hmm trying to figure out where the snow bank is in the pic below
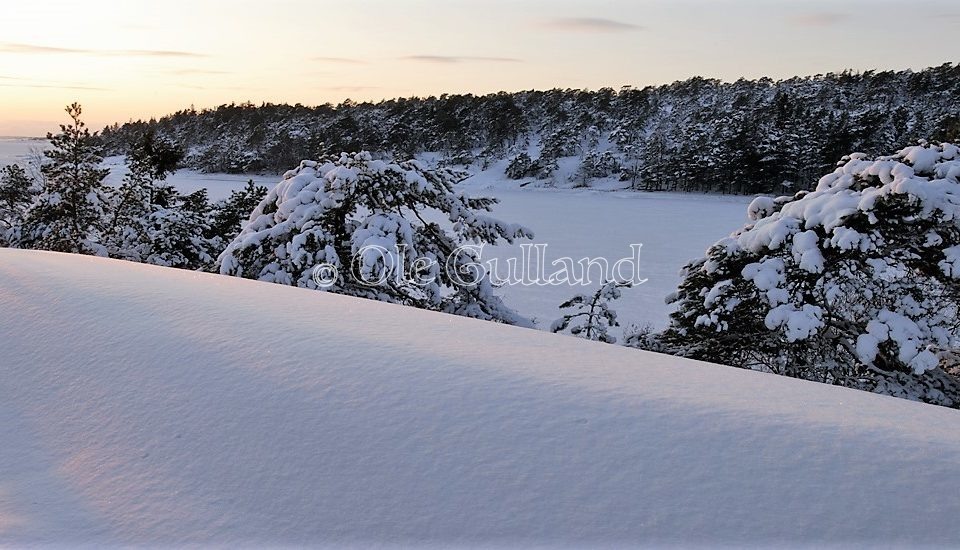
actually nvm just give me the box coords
[1,249,959,546]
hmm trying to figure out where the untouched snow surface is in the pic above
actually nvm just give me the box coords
[469,187,749,330]
[2,249,960,547]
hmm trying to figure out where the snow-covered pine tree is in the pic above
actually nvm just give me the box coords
[551,280,631,344]
[141,188,219,270]
[662,142,960,407]
[209,179,268,243]
[572,150,620,187]
[21,103,111,255]
[106,131,214,269]
[622,323,666,352]
[0,164,34,246]
[219,152,534,325]
[505,153,536,180]
[108,131,178,261]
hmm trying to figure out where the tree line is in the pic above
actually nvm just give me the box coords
[100,63,960,194]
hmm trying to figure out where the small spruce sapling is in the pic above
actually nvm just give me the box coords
[551,280,632,344]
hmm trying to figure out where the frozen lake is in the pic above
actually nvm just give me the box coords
[0,136,48,167]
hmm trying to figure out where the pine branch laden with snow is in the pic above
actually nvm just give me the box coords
[551,280,632,344]
[218,152,534,325]
[664,142,960,407]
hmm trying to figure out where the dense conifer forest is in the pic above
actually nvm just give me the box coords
[101,63,960,194]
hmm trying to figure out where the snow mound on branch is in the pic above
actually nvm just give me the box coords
[691,143,960,382]
[2,249,960,546]
[731,143,960,257]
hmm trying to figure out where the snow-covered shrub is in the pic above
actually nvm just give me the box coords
[505,153,536,180]
[219,152,534,325]
[146,190,219,269]
[505,152,554,180]
[551,280,631,344]
[663,143,960,407]
[622,323,666,352]
[572,150,620,186]
[440,150,475,167]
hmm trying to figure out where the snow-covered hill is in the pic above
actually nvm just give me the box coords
[2,249,959,547]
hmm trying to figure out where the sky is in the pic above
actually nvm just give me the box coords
[0,0,957,136]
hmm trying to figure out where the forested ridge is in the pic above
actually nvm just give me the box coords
[101,63,960,194]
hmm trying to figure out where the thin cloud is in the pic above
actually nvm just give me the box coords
[788,13,850,27]
[0,74,107,90]
[313,56,366,64]
[116,49,204,58]
[0,42,205,58]
[319,85,384,92]
[176,84,263,91]
[402,55,521,64]
[0,43,79,54]
[541,17,641,32]
[168,68,229,76]
[0,83,107,91]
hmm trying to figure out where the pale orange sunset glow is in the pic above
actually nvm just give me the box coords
[2,0,958,135]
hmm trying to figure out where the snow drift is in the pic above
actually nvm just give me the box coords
[1,249,959,547]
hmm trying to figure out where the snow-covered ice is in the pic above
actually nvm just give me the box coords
[1,249,959,546]
[0,136,47,167]
[473,187,750,330]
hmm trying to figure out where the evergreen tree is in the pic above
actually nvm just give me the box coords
[0,164,34,245]
[22,103,111,255]
[210,179,268,242]
[141,188,219,270]
[108,131,178,260]
[551,280,631,344]
[661,143,960,407]
[621,323,665,352]
[219,152,534,325]
[107,130,214,269]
